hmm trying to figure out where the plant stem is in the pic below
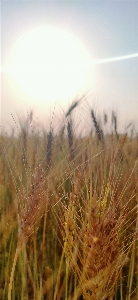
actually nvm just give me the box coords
[8,243,22,300]
[65,258,69,300]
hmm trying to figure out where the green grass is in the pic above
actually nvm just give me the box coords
[0,100,138,299]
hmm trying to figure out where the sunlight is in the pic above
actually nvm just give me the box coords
[1,25,138,108]
[5,26,91,103]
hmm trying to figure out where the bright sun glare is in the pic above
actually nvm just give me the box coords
[6,26,91,103]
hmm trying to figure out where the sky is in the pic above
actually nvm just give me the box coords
[1,1,138,133]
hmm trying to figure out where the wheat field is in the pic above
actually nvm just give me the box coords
[0,99,138,299]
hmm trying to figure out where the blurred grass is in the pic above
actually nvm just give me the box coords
[0,100,138,299]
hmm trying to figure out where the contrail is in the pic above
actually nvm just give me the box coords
[1,53,138,72]
[92,52,138,65]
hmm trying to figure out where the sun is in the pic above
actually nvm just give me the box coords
[7,26,91,104]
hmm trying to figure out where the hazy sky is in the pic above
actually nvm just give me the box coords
[1,1,138,132]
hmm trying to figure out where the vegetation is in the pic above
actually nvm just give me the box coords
[0,98,138,299]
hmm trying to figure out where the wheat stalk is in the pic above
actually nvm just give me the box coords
[8,167,46,300]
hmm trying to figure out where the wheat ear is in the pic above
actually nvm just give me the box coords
[8,167,44,300]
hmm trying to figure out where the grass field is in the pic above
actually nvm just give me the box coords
[0,99,138,299]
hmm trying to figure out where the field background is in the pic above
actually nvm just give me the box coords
[0,100,138,300]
